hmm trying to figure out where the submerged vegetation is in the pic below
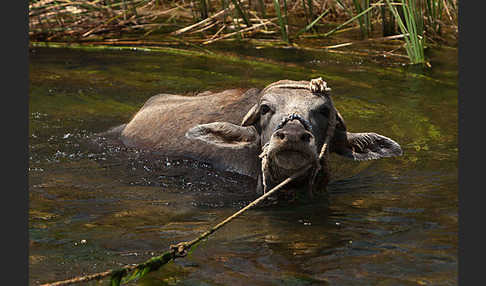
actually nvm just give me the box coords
[29,0,458,65]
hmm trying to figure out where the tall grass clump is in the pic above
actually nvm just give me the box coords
[29,0,154,41]
[424,0,443,35]
[380,0,396,36]
[352,0,372,38]
[423,0,458,43]
[385,0,425,65]
[301,0,314,30]
[319,0,382,39]
[334,0,372,38]
[29,0,457,65]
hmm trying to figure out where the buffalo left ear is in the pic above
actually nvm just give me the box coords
[332,132,403,161]
[186,122,260,149]
[241,103,260,126]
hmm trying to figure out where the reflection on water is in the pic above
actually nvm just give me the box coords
[29,45,457,285]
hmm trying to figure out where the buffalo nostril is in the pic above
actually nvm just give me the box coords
[301,133,312,143]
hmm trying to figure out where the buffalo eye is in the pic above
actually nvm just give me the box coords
[260,104,271,115]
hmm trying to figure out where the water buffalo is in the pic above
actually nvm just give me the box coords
[104,78,402,200]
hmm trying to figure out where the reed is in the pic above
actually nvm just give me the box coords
[307,0,313,20]
[230,0,252,27]
[351,0,372,38]
[312,0,381,39]
[272,0,288,43]
[29,0,154,40]
[301,0,309,26]
[282,0,289,36]
[385,0,425,65]
[294,9,329,38]
[425,0,442,34]
[200,0,209,19]
[257,0,266,17]
[380,1,396,36]
[29,0,458,64]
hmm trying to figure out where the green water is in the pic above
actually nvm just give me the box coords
[29,44,457,285]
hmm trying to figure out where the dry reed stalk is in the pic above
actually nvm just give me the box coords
[322,33,408,49]
[172,0,247,35]
[203,17,277,44]
[209,24,228,39]
[80,39,178,45]
[442,0,453,22]
[249,10,269,30]
[141,5,189,18]
[189,19,219,34]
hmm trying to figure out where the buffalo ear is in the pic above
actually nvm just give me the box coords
[241,88,262,126]
[241,103,260,126]
[186,122,259,149]
[332,131,403,160]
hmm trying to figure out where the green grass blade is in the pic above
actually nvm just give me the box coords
[307,0,313,19]
[335,0,354,17]
[258,0,266,17]
[385,0,412,59]
[302,0,309,25]
[321,0,382,38]
[200,0,208,19]
[230,0,252,27]
[385,0,425,64]
[295,9,329,37]
[283,0,289,33]
[273,0,289,42]
[352,0,367,37]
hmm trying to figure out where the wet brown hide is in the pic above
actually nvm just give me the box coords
[120,89,261,178]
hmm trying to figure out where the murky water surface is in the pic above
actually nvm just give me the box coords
[29,44,457,285]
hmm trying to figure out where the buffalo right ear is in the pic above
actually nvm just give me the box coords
[330,109,402,160]
[186,122,260,149]
[332,131,403,160]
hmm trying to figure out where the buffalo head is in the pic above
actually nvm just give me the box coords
[186,78,402,199]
